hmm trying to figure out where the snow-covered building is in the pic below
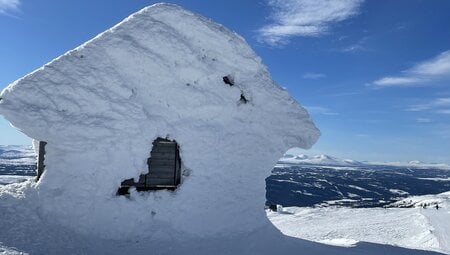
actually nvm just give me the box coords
[0,3,319,239]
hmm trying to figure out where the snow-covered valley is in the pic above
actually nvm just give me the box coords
[268,163,450,208]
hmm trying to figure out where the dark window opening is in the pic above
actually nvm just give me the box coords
[240,93,248,104]
[36,141,47,181]
[223,75,234,86]
[117,138,181,195]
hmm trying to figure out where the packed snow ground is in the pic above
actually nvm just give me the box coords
[268,191,450,254]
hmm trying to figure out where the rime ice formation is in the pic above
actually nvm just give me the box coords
[0,3,319,239]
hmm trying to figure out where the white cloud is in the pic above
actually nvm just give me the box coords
[258,0,364,46]
[373,50,450,87]
[0,0,19,15]
[302,72,326,79]
[373,77,422,87]
[408,97,450,115]
[410,51,450,76]
[305,106,339,115]
[341,43,366,53]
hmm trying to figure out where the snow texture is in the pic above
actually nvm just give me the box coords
[268,191,450,254]
[0,3,319,239]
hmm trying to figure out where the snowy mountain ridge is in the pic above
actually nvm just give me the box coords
[0,145,36,167]
[279,154,364,166]
[373,160,450,170]
[279,153,450,169]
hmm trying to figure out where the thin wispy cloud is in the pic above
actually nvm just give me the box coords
[408,97,450,115]
[339,36,370,53]
[0,0,20,15]
[341,43,366,53]
[258,0,364,46]
[305,106,339,115]
[416,118,433,123]
[373,50,450,87]
[302,72,326,79]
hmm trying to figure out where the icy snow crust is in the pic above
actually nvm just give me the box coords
[0,4,319,239]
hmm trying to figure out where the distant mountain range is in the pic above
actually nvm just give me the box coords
[278,154,450,169]
[1,145,449,170]
[0,145,37,176]
[0,145,35,164]
[279,154,363,166]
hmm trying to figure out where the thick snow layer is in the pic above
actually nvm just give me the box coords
[268,191,450,254]
[0,3,319,239]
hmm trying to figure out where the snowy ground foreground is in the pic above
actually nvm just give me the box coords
[268,191,450,254]
[0,181,446,255]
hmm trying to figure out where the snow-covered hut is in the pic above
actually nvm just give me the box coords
[0,3,319,239]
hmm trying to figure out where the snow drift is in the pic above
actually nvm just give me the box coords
[0,3,319,239]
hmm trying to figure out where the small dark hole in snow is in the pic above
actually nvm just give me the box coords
[223,75,234,86]
[240,93,248,104]
[117,186,130,196]
[268,204,278,212]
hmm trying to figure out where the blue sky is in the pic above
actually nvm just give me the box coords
[0,0,449,163]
